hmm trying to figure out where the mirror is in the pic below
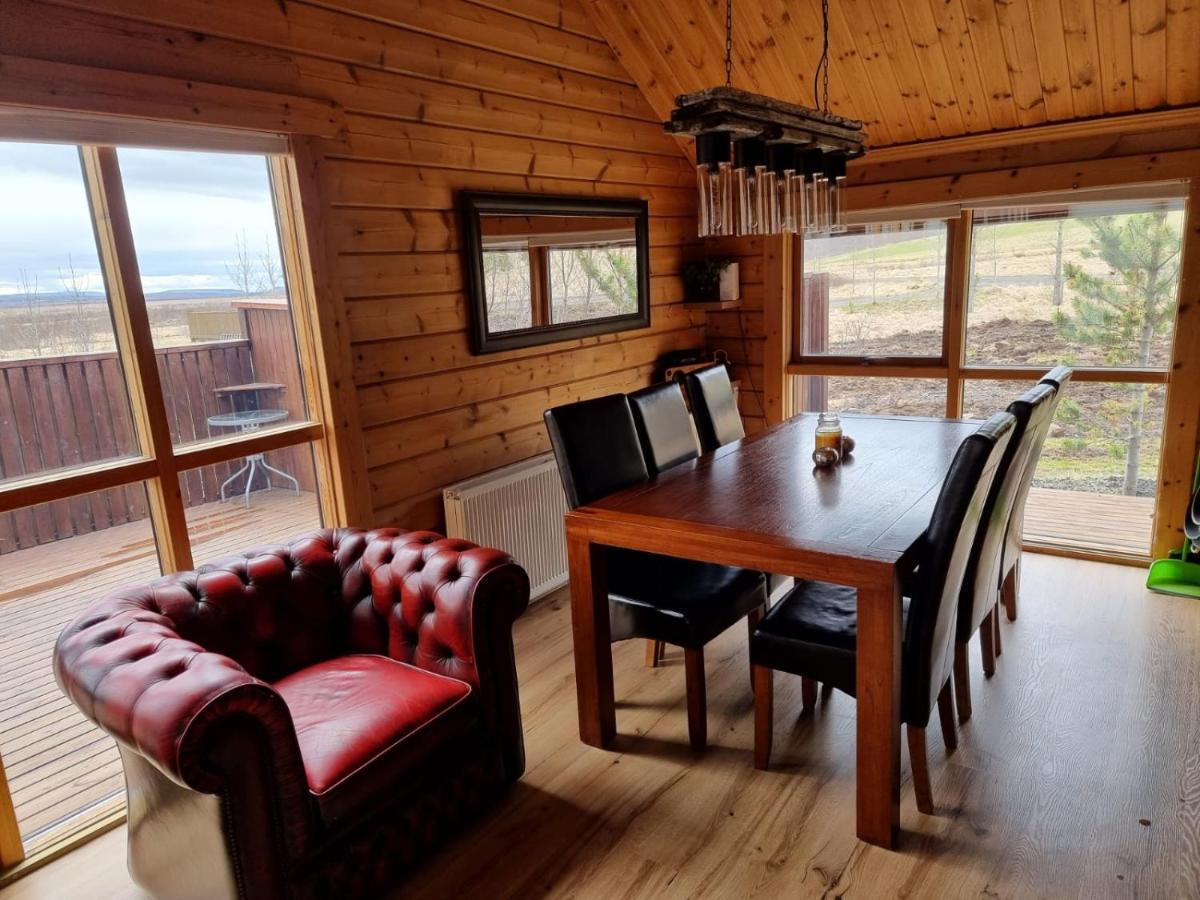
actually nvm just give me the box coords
[461,193,650,353]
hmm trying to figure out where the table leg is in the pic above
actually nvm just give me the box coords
[855,569,902,849]
[566,532,614,747]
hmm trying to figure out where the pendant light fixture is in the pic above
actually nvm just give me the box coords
[666,0,866,238]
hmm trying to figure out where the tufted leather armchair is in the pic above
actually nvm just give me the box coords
[54,528,529,900]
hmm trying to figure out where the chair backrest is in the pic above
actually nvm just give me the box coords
[1004,366,1073,569]
[957,383,1057,642]
[685,363,745,452]
[628,382,701,475]
[544,393,649,509]
[904,412,1015,726]
[1039,365,1073,392]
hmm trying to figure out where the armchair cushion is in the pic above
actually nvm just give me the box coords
[276,655,475,822]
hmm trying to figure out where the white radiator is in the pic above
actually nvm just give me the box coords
[443,453,569,601]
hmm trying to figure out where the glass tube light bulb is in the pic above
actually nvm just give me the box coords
[830,174,847,233]
[757,166,777,235]
[806,175,825,232]
[814,174,830,233]
[778,169,796,232]
[696,164,714,237]
[736,167,758,236]
[716,161,734,236]
[792,173,808,234]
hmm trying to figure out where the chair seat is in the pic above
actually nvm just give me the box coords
[274,655,476,822]
[751,580,910,698]
[606,548,766,647]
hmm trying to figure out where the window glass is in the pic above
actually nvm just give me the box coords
[0,141,140,485]
[965,200,1185,368]
[800,220,948,358]
[548,243,637,324]
[961,378,1162,556]
[481,248,533,333]
[795,376,946,417]
[181,443,322,566]
[118,148,310,448]
[0,485,159,855]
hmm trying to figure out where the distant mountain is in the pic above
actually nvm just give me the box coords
[0,288,265,307]
[146,289,245,301]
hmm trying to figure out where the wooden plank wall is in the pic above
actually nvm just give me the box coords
[0,0,703,530]
[702,236,769,434]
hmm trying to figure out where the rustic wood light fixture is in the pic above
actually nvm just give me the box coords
[664,0,867,237]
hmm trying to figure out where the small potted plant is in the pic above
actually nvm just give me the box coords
[683,258,739,303]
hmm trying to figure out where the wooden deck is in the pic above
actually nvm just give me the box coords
[1025,486,1154,557]
[0,490,321,858]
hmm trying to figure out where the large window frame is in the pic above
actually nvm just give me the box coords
[792,218,953,370]
[787,183,1199,567]
[0,141,344,874]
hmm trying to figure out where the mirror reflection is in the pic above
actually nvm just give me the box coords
[480,215,639,334]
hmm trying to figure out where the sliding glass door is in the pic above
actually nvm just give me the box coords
[0,140,331,868]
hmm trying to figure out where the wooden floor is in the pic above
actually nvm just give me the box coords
[0,489,321,858]
[5,553,1199,898]
[1025,486,1153,557]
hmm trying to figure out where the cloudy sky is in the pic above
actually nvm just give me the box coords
[0,141,283,297]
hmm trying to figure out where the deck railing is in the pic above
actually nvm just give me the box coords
[0,340,255,553]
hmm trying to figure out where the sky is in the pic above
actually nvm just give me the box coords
[0,141,284,297]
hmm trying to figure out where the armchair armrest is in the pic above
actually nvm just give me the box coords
[54,591,313,855]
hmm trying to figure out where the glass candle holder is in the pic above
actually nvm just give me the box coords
[815,411,843,455]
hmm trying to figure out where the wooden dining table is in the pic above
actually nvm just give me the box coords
[563,412,980,849]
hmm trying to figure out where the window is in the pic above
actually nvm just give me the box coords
[0,140,334,864]
[548,241,638,324]
[789,192,1188,562]
[966,201,1185,368]
[797,220,948,360]
[482,247,534,333]
[961,379,1164,556]
[796,376,946,417]
[0,143,139,485]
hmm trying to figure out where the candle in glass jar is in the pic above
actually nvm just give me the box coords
[815,412,843,455]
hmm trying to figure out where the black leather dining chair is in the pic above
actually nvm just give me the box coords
[627,382,703,669]
[952,382,1057,722]
[750,412,1015,815]
[684,364,745,453]
[680,367,793,604]
[544,393,768,750]
[999,365,1073,622]
[628,382,700,476]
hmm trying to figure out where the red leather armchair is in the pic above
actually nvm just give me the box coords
[54,528,529,900]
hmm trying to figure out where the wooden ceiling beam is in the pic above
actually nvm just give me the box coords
[855,105,1200,166]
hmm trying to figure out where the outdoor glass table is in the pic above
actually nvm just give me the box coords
[207,408,300,505]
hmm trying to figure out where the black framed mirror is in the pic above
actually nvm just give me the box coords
[461,192,651,354]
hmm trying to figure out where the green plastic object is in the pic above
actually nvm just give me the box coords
[1146,557,1200,598]
[1147,452,1200,598]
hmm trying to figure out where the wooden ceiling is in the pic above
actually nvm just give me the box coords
[586,0,1200,148]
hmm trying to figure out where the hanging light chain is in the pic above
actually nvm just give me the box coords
[725,0,734,88]
[692,0,852,238]
[814,0,831,113]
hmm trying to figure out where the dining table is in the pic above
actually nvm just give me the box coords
[563,411,980,849]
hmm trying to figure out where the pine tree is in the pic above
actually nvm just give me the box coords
[1055,211,1182,495]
